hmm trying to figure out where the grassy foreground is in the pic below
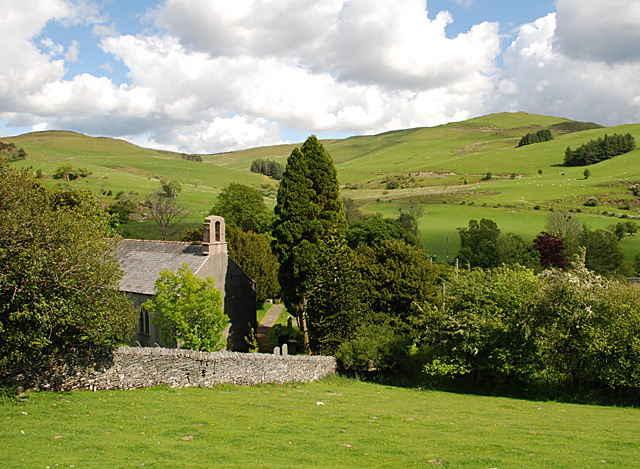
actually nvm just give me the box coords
[1,377,638,468]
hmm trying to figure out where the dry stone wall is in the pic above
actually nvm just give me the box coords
[6,347,337,391]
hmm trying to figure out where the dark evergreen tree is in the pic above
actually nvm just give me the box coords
[564,133,636,166]
[226,225,280,303]
[272,136,347,352]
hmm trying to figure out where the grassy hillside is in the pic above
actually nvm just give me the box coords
[5,113,640,261]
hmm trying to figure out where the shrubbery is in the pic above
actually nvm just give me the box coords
[0,141,27,162]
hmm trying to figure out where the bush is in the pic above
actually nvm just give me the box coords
[584,197,599,207]
[336,323,411,376]
[0,164,137,368]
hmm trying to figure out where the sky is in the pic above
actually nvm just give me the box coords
[2,0,640,153]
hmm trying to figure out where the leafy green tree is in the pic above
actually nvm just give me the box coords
[53,164,76,181]
[160,179,182,197]
[0,163,137,368]
[426,265,541,383]
[525,252,622,387]
[144,263,228,351]
[579,225,630,275]
[347,213,420,248]
[457,218,501,268]
[226,225,280,303]
[272,135,347,352]
[210,183,273,233]
[497,232,540,269]
[583,168,591,179]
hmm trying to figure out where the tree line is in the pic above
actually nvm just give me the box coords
[250,158,284,180]
[517,129,553,147]
[564,133,635,166]
[4,137,640,400]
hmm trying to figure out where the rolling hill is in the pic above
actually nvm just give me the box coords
[5,112,640,262]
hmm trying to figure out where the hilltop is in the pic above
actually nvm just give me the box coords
[5,112,640,260]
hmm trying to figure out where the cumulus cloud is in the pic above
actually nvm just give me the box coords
[1,0,640,153]
[554,0,640,64]
[496,11,640,125]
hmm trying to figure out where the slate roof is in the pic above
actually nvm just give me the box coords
[115,239,207,295]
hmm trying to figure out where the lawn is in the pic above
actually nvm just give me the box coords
[1,377,638,467]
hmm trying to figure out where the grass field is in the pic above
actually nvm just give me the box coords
[1,377,639,468]
[5,112,640,260]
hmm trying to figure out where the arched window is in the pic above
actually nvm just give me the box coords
[215,221,221,242]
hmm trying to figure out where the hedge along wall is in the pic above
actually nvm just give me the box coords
[8,347,337,391]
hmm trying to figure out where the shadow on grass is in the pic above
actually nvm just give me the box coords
[343,371,640,408]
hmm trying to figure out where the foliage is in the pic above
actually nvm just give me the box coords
[583,168,591,179]
[517,129,553,147]
[144,263,227,351]
[306,239,370,354]
[564,133,636,166]
[160,179,182,197]
[0,163,137,368]
[496,232,540,269]
[610,220,638,240]
[525,253,638,388]
[347,213,420,248]
[250,158,284,180]
[356,240,440,340]
[272,135,347,352]
[53,164,91,181]
[210,183,273,233]
[533,231,566,269]
[0,141,27,162]
[457,218,501,269]
[425,265,541,384]
[545,211,582,260]
[181,153,203,162]
[579,225,630,275]
[342,197,365,224]
[584,196,599,207]
[225,225,280,303]
[108,190,142,224]
[335,323,411,375]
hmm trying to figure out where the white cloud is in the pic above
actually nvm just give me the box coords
[497,12,640,125]
[65,39,80,62]
[2,0,640,153]
[554,0,640,64]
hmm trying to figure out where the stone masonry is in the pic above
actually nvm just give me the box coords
[6,347,337,391]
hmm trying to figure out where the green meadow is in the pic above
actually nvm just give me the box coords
[2,377,639,468]
[6,112,640,260]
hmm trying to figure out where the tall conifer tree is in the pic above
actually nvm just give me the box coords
[272,135,347,352]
